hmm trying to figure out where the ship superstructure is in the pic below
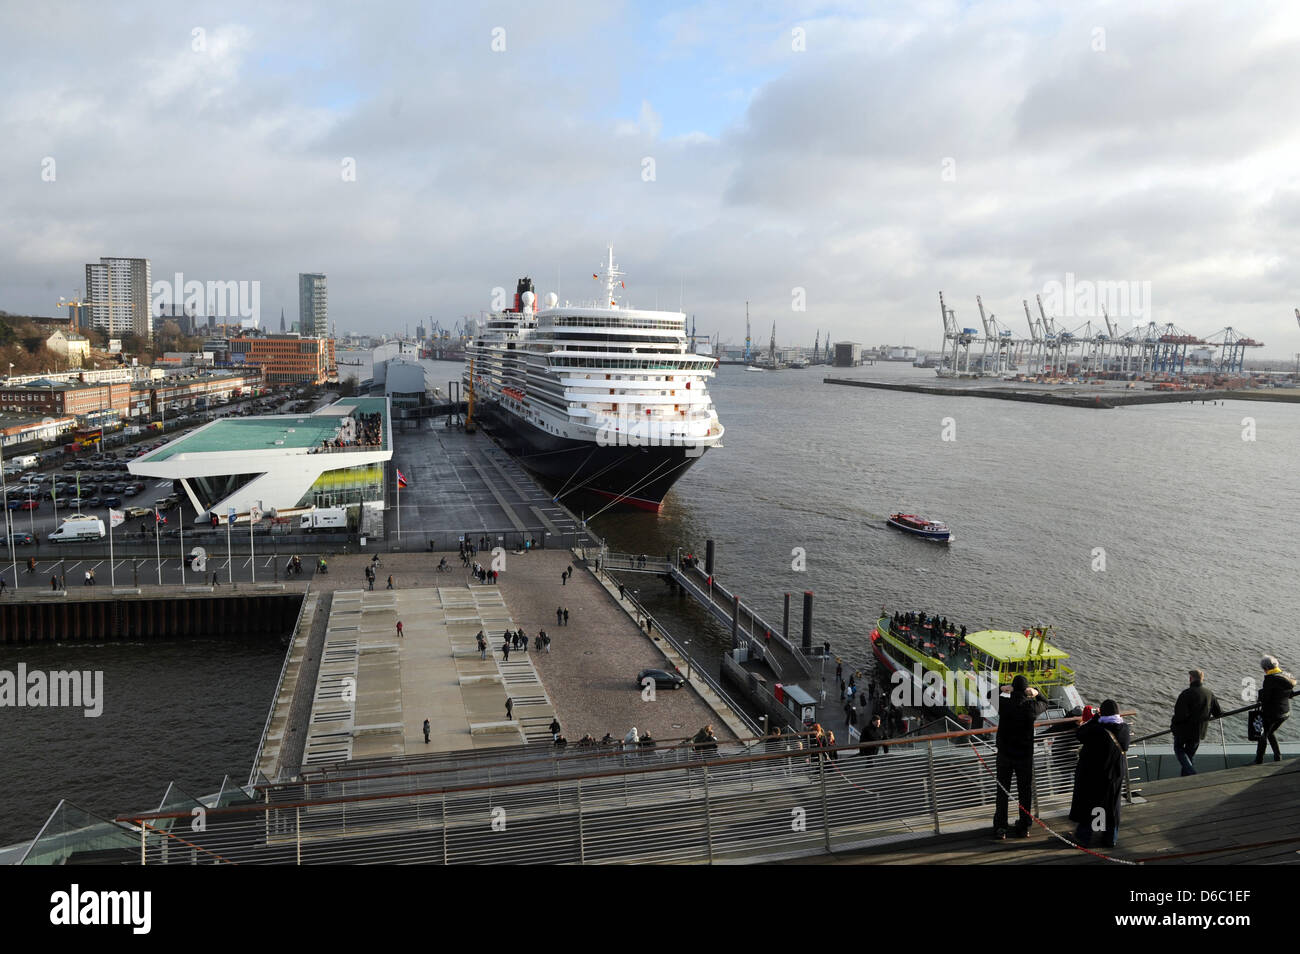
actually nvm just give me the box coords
[465,247,724,510]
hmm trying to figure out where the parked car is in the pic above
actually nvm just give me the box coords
[19,500,39,511]
[9,532,34,546]
[85,496,102,508]
[103,496,122,508]
[125,484,145,497]
[126,506,152,519]
[636,668,686,691]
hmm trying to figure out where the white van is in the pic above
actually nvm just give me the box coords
[300,507,348,530]
[49,517,106,543]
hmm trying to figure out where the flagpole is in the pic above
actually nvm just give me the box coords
[396,472,401,542]
[109,511,115,587]
[227,508,233,585]
[179,510,185,586]
[154,506,162,585]
[250,506,256,584]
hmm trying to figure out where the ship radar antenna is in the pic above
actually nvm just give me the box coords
[601,244,626,308]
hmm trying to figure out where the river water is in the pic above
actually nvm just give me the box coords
[589,362,1300,738]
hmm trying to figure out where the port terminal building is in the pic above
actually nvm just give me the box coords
[128,396,391,524]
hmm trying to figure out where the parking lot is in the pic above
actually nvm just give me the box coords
[2,388,337,549]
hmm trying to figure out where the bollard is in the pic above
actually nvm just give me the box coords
[802,590,814,653]
[705,539,715,576]
[732,593,740,648]
[783,593,791,645]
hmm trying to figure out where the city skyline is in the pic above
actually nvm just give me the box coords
[3,3,1300,357]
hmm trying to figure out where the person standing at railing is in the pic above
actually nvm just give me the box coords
[992,675,1047,840]
[1255,656,1295,765]
[1170,669,1222,776]
[1068,699,1130,849]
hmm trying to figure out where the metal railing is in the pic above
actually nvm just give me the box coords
[615,583,764,736]
[248,584,313,785]
[116,720,1089,865]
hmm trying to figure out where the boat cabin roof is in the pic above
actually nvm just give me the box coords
[964,629,1070,663]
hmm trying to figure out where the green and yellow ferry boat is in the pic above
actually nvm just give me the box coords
[871,613,1086,727]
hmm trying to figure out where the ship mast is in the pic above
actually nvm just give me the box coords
[602,244,625,308]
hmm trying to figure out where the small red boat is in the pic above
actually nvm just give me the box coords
[887,513,952,543]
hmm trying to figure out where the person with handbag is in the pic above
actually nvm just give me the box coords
[1069,699,1130,848]
[1255,655,1296,764]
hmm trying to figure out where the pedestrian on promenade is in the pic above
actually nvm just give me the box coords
[567,563,573,579]
[84,570,91,586]
[51,575,58,591]
[506,697,514,720]
[0,577,6,596]
[858,713,887,758]
[835,660,843,685]
[562,607,569,626]
[386,574,394,590]
[1069,700,1130,848]
[561,569,567,585]
[550,717,561,741]
[543,632,551,653]
[502,638,510,662]
[395,620,404,638]
[1171,668,1222,776]
[618,583,625,600]
[423,719,431,744]
[992,675,1047,840]
[491,569,498,584]
[534,632,543,652]
[556,606,563,625]
[1255,655,1296,764]
[366,569,374,591]
[477,631,487,659]
[212,571,219,586]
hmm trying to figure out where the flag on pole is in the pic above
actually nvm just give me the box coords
[396,469,409,489]
[250,505,263,523]
[155,508,167,524]
[109,509,125,528]
[592,273,598,280]
[227,506,236,525]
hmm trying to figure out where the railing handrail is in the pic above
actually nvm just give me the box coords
[247,582,312,786]
[122,717,1094,824]
[1129,688,1299,745]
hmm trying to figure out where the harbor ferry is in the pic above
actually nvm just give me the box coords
[887,512,952,542]
[464,247,724,510]
[871,612,1085,728]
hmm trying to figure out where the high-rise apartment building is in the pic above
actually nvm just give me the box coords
[85,256,153,339]
[298,273,328,338]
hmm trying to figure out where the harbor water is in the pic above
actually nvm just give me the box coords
[590,362,1300,738]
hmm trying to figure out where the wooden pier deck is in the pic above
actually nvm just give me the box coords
[795,759,1300,865]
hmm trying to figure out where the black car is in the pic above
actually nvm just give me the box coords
[103,496,122,508]
[636,668,686,691]
[85,496,102,508]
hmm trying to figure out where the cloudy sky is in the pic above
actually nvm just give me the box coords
[2,0,1298,356]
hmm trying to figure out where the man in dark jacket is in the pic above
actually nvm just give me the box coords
[993,675,1048,839]
[857,713,888,758]
[1171,669,1222,776]
[1255,655,1296,764]
[1069,699,1130,848]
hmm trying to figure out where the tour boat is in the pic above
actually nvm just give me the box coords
[887,512,951,543]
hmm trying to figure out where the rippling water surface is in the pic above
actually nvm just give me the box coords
[590,363,1300,735]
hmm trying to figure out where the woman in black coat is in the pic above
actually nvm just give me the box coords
[1255,655,1296,764]
[1069,699,1130,848]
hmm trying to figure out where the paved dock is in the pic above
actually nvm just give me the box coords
[260,550,741,779]
[386,423,587,550]
[825,376,1300,408]
[793,759,1300,865]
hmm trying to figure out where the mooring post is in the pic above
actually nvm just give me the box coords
[783,593,791,644]
[732,593,740,648]
[705,539,714,576]
[802,590,814,653]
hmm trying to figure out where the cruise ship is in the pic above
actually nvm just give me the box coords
[464,248,724,511]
